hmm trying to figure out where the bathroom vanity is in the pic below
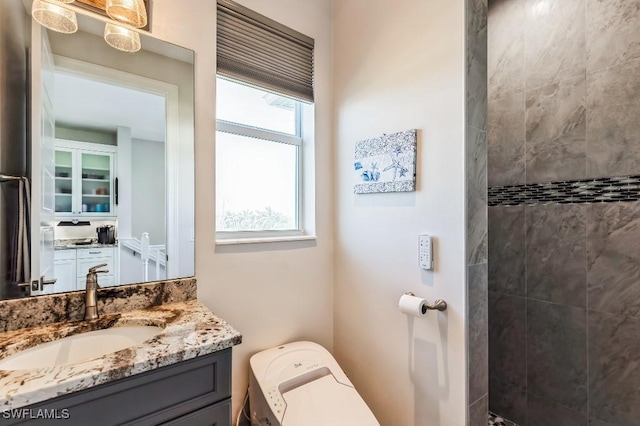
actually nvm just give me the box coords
[2,351,232,426]
[0,279,241,426]
[0,3,224,423]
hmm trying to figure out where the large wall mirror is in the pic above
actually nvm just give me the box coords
[0,0,195,299]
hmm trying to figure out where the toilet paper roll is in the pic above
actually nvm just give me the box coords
[398,293,428,317]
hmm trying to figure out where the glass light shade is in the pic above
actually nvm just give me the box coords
[104,23,141,53]
[32,0,78,34]
[105,0,147,28]
[50,0,75,3]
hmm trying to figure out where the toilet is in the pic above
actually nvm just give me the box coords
[249,341,380,426]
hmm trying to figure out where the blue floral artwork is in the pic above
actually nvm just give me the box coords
[354,129,417,194]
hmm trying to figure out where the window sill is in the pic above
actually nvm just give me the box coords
[215,235,317,246]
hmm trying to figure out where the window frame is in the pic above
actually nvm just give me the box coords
[215,94,305,241]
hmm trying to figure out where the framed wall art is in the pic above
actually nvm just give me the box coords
[354,129,417,194]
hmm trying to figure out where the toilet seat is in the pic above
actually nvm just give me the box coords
[249,341,380,426]
[281,374,379,426]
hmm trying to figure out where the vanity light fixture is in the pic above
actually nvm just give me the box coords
[31,0,79,34]
[105,0,148,28]
[104,22,141,53]
[31,0,146,53]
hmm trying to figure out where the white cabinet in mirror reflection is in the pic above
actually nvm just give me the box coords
[52,250,76,294]
[54,140,116,218]
[53,247,119,294]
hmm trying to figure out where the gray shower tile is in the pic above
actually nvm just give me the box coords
[586,0,640,72]
[469,264,488,403]
[489,292,527,424]
[469,394,488,426]
[467,128,488,265]
[587,58,640,105]
[587,201,640,318]
[468,198,488,266]
[525,75,586,183]
[527,300,587,413]
[467,0,488,131]
[488,92,526,187]
[525,204,587,307]
[586,58,640,177]
[588,419,615,426]
[587,103,640,178]
[488,0,524,100]
[524,0,586,90]
[588,311,640,425]
[527,393,588,426]
[489,205,525,297]
[490,381,527,426]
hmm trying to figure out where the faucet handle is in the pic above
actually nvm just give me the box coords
[89,263,109,274]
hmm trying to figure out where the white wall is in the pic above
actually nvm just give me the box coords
[148,0,335,418]
[82,1,467,423]
[332,1,467,425]
[55,125,116,145]
[131,138,165,245]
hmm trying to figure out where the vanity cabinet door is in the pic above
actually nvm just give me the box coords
[52,259,76,293]
[79,151,115,216]
[53,149,74,215]
[53,250,76,293]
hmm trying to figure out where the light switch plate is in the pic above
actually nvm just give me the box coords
[419,234,433,270]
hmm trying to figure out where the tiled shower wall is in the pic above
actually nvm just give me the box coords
[488,0,640,425]
[467,0,489,424]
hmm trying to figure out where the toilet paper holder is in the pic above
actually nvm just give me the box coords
[405,292,447,312]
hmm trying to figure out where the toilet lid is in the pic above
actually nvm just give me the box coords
[281,375,379,426]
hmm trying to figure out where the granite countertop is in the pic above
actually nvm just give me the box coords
[0,300,242,409]
[54,239,119,250]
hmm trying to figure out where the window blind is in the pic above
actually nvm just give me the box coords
[216,0,315,103]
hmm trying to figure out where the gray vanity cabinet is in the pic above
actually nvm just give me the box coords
[1,350,232,426]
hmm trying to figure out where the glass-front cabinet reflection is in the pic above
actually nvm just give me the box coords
[54,140,116,218]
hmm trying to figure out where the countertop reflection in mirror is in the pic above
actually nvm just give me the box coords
[0,1,194,300]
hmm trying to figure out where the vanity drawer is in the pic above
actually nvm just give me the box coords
[76,257,115,278]
[160,399,231,425]
[53,250,76,261]
[76,275,114,289]
[77,247,114,259]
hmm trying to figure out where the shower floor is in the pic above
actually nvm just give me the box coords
[488,412,518,426]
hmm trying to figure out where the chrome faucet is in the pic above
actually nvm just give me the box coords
[84,264,108,320]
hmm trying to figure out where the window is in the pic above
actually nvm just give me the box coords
[215,77,303,237]
[216,0,314,241]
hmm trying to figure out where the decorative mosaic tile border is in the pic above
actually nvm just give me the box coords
[489,412,518,426]
[488,176,640,207]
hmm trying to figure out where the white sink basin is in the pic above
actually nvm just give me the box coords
[0,326,163,370]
